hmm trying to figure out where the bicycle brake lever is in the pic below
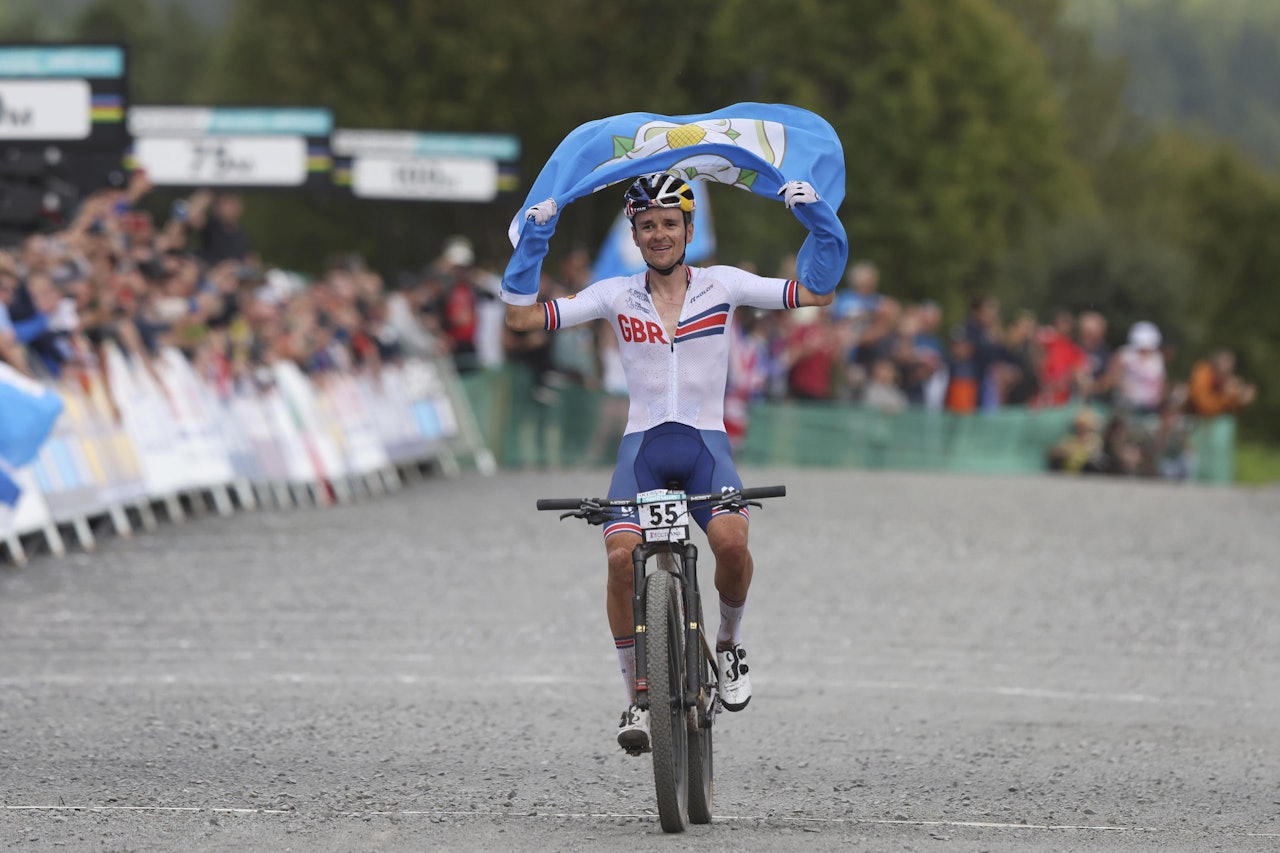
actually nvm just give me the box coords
[716,489,744,509]
[715,495,763,512]
[561,500,610,526]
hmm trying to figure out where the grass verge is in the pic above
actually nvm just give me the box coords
[1235,441,1280,484]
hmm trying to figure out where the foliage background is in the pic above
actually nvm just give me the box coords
[3,0,1278,440]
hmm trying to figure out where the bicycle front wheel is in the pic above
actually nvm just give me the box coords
[645,569,689,833]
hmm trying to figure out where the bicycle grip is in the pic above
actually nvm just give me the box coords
[739,485,786,500]
[537,498,586,511]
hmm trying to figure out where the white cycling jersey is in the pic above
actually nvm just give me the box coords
[544,265,801,435]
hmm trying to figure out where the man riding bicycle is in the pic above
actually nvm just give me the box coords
[505,172,835,753]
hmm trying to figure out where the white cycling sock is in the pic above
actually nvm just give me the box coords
[615,636,636,703]
[717,593,746,648]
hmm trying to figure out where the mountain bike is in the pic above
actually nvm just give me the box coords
[536,483,786,833]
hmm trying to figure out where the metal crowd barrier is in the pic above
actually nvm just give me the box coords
[1,345,494,565]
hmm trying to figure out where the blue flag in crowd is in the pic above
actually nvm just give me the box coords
[503,103,848,303]
[0,365,63,507]
[590,180,716,281]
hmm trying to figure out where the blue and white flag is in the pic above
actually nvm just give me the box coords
[503,103,847,304]
[590,180,716,281]
[0,364,63,507]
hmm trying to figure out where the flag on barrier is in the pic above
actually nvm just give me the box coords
[0,363,64,470]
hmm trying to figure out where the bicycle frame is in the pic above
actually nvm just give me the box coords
[536,484,785,719]
[536,482,784,832]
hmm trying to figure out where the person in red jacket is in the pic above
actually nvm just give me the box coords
[1035,309,1089,407]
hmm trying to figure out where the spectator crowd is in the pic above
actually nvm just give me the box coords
[1,184,1256,482]
[0,174,502,410]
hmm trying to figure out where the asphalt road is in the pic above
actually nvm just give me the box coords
[2,467,1278,852]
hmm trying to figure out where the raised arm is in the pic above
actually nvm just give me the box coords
[796,285,834,308]
[502,200,559,308]
[506,303,545,332]
[778,180,848,300]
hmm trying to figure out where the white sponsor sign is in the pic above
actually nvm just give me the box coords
[352,155,498,201]
[133,136,308,186]
[0,80,91,140]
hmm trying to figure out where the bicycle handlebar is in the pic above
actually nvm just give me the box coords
[739,485,787,501]
[536,497,594,511]
[536,485,786,513]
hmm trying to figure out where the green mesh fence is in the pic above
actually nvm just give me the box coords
[460,366,1237,483]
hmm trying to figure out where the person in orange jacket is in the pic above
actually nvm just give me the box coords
[1187,349,1257,416]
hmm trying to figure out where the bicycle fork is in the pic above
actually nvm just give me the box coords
[631,542,708,717]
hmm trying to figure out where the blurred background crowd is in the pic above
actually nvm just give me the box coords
[4,0,1280,483]
[4,182,1253,482]
[0,175,499,404]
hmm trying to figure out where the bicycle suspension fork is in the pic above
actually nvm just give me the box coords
[631,543,650,711]
[679,542,703,710]
[629,545,650,712]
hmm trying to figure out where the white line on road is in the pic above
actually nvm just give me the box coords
[5,805,1277,838]
[4,806,292,815]
[0,672,1224,707]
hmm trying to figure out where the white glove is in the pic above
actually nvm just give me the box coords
[777,180,820,210]
[525,198,558,225]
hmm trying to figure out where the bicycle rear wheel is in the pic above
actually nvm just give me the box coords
[645,569,689,833]
[686,593,714,824]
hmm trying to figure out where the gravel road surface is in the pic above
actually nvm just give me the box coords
[2,468,1278,851]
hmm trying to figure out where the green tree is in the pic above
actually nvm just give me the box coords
[204,0,1091,305]
[698,0,1090,316]
[1068,0,1280,170]
[996,0,1144,185]
[0,5,45,39]
[1182,147,1280,438]
[204,0,716,273]
[994,0,1205,354]
[67,0,214,104]
[1,0,79,39]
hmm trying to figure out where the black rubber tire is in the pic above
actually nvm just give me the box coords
[686,594,714,825]
[645,570,689,833]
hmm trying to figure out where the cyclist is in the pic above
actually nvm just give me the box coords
[506,172,835,752]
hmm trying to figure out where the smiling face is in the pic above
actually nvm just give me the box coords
[631,208,693,271]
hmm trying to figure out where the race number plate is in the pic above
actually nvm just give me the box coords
[637,489,689,543]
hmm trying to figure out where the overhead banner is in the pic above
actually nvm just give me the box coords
[0,44,127,147]
[0,44,129,197]
[332,129,519,201]
[126,106,333,188]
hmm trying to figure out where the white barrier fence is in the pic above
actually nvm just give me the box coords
[0,345,495,565]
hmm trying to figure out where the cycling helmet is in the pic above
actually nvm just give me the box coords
[623,172,696,221]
